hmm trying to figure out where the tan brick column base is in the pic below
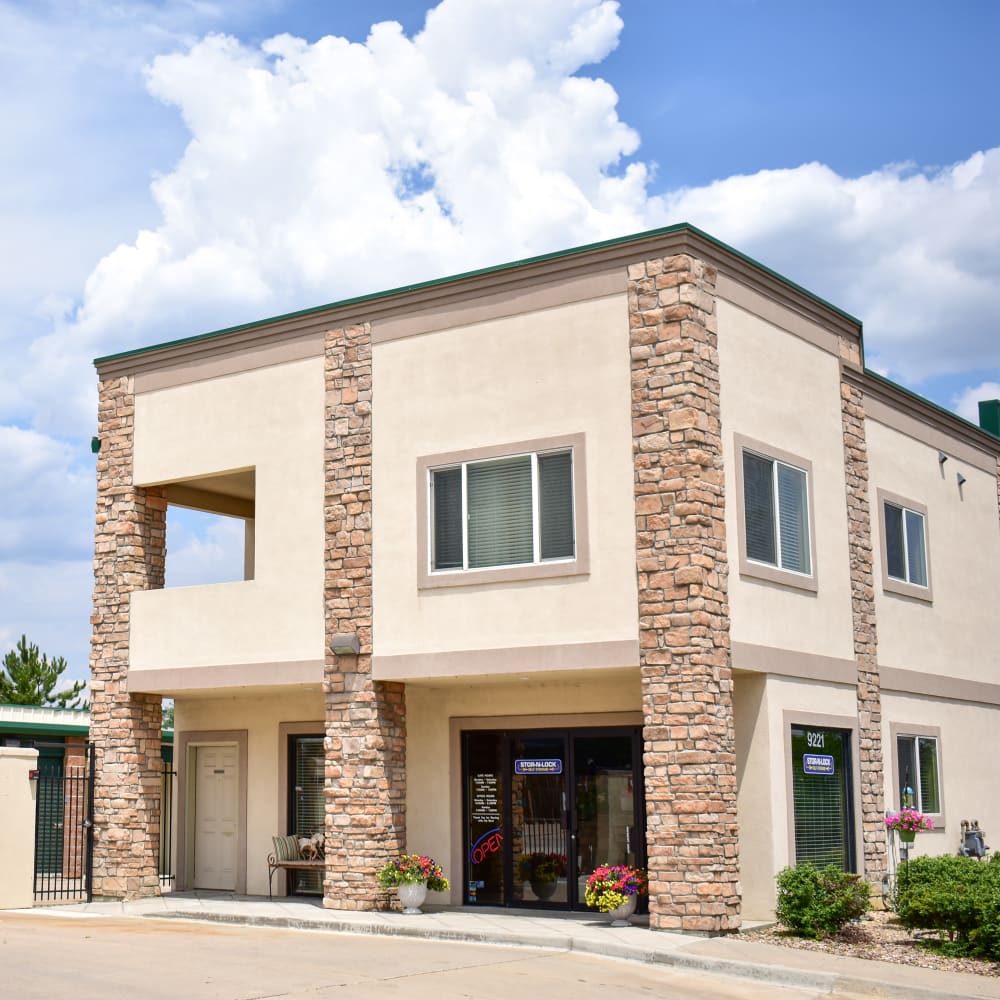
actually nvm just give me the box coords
[89,375,164,899]
[840,367,887,880]
[323,323,406,910]
[628,255,740,934]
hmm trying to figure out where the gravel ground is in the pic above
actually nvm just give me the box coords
[742,909,1000,977]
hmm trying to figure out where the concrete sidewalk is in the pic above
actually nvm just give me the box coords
[18,892,1000,1000]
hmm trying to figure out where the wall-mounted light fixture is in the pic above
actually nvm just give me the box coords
[957,472,967,488]
[90,436,102,454]
[330,633,361,656]
[938,451,948,466]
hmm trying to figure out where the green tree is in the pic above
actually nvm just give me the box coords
[0,635,88,709]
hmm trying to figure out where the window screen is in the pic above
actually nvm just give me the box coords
[539,452,574,560]
[897,734,940,813]
[743,452,776,564]
[432,468,463,570]
[743,450,809,574]
[885,502,927,587]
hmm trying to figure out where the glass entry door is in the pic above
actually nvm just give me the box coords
[790,724,855,871]
[287,734,324,894]
[463,727,643,910]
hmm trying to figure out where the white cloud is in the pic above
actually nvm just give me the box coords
[663,153,1000,385]
[0,427,93,561]
[6,0,656,437]
[953,382,1000,425]
[164,509,246,588]
[0,559,93,685]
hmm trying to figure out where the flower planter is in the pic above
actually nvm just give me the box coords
[397,882,428,914]
[530,879,557,901]
[608,894,637,927]
[898,829,916,844]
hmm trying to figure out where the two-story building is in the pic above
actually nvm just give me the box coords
[88,223,1000,930]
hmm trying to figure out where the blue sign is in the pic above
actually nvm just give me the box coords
[514,758,563,775]
[803,754,835,775]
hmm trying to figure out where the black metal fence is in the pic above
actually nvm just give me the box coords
[32,741,94,904]
[160,759,177,886]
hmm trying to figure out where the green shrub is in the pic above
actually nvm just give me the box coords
[896,856,984,941]
[896,855,1000,960]
[775,863,871,939]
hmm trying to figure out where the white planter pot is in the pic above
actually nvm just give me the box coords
[397,882,428,914]
[607,894,637,927]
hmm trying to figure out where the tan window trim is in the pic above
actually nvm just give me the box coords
[734,433,818,593]
[876,488,933,604]
[416,432,589,590]
[889,722,946,830]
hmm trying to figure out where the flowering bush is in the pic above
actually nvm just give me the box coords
[584,864,648,913]
[376,854,450,893]
[885,808,934,835]
[518,852,568,884]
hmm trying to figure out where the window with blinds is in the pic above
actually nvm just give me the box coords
[791,726,853,871]
[884,502,928,587]
[431,449,574,572]
[743,449,811,575]
[896,734,940,814]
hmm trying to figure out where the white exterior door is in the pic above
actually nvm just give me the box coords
[193,744,238,890]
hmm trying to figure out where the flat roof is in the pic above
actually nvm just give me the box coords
[95,222,862,365]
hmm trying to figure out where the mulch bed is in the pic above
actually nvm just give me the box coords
[742,909,1000,977]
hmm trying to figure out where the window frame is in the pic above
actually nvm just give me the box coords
[890,722,945,829]
[877,489,933,603]
[416,433,589,590]
[734,434,818,593]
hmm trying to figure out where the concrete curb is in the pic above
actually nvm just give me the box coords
[157,909,987,1000]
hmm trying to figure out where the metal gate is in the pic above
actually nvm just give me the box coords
[32,740,94,903]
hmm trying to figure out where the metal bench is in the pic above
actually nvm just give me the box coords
[267,835,324,898]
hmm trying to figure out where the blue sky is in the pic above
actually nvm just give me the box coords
[0,0,997,685]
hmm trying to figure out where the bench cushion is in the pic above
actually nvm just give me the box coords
[272,835,301,862]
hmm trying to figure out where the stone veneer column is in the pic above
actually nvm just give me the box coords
[323,322,406,910]
[89,375,164,899]
[628,254,740,934]
[839,355,887,881]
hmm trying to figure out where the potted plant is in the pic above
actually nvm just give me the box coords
[518,852,567,901]
[375,853,450,914]
[885,808,934,843]
[584,863,648,926]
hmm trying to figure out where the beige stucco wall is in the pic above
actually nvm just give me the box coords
[405,668,642,904]
[717,299,855,662]
[174,689,324,897]
[131,357,325,673]
[867,418,1000,684]
[881,691,1000,859]
[733,671,772,920]
[0,747,38,909]
[734,674,859,919]
[372,293,639,662]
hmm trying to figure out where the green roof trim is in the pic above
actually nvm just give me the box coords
[862,368,990,437]
[94,222,862,365]
[0,721,89,736]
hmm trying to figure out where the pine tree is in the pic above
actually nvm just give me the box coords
[0,635,88,709]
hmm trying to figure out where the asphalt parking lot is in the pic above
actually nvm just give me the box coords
[0,913,822,1000]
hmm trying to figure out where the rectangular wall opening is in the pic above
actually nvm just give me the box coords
[162,469,255,588]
